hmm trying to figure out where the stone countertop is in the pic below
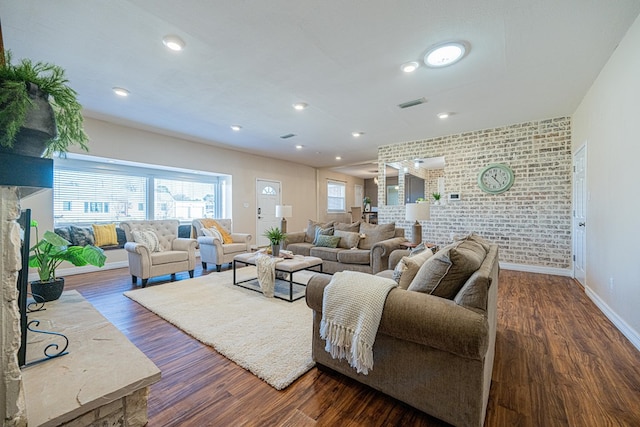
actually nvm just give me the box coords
[21,290,161,427]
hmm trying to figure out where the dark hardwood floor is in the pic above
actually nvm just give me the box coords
[62,264,640,426]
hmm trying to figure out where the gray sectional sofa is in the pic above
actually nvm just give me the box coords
[283,220,406,275]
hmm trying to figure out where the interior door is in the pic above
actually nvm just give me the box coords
[573,145,587,286]
[256,179,281,247]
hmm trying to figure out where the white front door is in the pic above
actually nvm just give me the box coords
[573,145,587,286]
[256,179,281,247]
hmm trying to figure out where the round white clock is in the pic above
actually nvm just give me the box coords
[478,163,514,194]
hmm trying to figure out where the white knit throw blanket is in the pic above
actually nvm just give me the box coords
[320,271,397,375]
[255,253,282,297]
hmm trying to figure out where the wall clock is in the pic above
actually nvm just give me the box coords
[477,163,515,194]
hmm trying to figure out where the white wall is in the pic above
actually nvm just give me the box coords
[572,15,640,348]
[20,117,318,273]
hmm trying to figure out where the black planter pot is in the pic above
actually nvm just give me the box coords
[30,278,65,303]
[0,82,57,158]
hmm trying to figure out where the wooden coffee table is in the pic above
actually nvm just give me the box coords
[233,253,323,302]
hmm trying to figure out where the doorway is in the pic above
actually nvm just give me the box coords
[256,179,281,247]
[573,144,587,286]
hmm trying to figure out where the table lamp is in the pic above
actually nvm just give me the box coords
[275,205,293,233]
[405,202,430,245]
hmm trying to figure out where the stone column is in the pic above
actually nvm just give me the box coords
[1,186,27,426]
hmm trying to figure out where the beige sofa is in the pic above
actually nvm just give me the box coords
[284,220,406,274]
[120,220,197,287]
[191,218,252,272]
[306,237,499,427]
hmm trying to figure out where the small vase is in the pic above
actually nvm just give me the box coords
[30,278,65,303]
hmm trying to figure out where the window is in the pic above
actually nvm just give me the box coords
[53,155,232,225]
[327,180,346,213]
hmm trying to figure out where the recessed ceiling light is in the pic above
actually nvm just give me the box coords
[335,156,342,161]
[112,87,129,97]
[230,125,242,131]
[437,112,450,119]
[352,131,364,137]
[401,61,420,73]
[424,41,467,68]
[162,35,186,51]
[295,145,303,149]
[293,102,308,110]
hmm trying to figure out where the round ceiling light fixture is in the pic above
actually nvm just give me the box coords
[295,144,303,149]
[352,131,364,137]
[230,125,242,131]
[401,61,420,73]
[437,112,451,119]
[424,41,467,68]
[162,35,186,51]
[112,87,130,97]
[293,102,308,110]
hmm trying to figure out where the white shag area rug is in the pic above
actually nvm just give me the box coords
[124,266,317,390]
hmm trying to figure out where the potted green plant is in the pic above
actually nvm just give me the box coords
[363,196,372,212]
[0,51,89,157]
[28,220,106,302]
[263,226,286,257]
[432,192,442,205]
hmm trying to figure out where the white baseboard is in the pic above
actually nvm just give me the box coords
[584,286,640,352]
[499,262,573,277]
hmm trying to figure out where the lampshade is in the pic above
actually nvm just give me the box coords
[406,202,430,245]
[275,205,293,218]
[405,202,430,222]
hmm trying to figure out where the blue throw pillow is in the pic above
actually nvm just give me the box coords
[312,226,334,245]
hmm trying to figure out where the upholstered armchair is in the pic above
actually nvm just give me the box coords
[192,218,252,272]
[120,220,197,287]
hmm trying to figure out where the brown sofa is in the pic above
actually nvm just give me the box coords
[306,237,499,427]
[283,220,406,274]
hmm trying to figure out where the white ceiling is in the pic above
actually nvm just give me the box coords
[2,1,639,176]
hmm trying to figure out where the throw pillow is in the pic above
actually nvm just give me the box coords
[132,229,162,252]
[69,225,95,247]
[312,226,334,245]
[305,220,334,243]
[409,242,427,255]
[201,227,223,242]
[54,226,71,243]
[396,249,435,289]
[92,223,119,247]
[408,239,486,299]
[334,221,360,233]
[358,222,395,250]
[209,220,233,244]
[315,235,341,248]
[452,232,491,250]
[392,258,407,283]
[407,249,453,294]
[335,230,360,249]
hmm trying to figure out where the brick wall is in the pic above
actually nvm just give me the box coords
[378,117,572,270]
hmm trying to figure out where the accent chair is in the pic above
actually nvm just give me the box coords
[192,218,252,272]
[120,220,197,287]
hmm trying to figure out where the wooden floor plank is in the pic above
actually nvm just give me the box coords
[59,264,640,426]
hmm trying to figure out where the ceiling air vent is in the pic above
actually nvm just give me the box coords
[398,97,427,109]
[280,133,296,139]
